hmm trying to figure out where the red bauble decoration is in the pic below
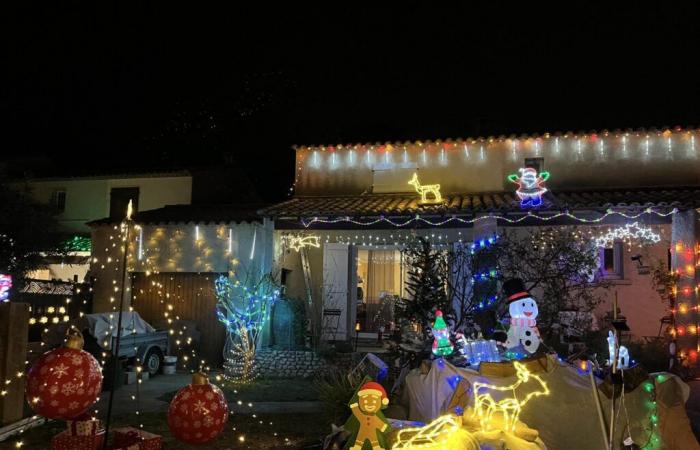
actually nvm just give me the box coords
[168,372,228,445]
[25,333,103,420]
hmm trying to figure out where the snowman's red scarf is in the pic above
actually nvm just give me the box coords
[510,318,536,327]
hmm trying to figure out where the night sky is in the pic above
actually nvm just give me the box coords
[3,3,700,201]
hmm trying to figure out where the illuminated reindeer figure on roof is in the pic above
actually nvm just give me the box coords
[472,362,550,433]
[408,173,442,204]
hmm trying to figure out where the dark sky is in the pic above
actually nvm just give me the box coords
[2,3,700,200]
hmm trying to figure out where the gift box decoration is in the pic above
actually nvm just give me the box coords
[67,413,102,436]
[51,429,105,450]
[114,427,163,450]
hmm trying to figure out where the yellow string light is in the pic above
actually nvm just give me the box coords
[393,414,478,450]
[472,362,550,432]
[408,173,442,204]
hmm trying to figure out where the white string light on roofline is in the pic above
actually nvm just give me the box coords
[297,128,700,170]
[300,207,678,228]
[594,222,662,248]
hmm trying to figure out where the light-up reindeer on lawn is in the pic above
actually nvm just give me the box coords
[472,362,550,432]
[408,173,442,204]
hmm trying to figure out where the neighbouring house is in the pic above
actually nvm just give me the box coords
[88,203,272,365]
[259,127,700,365]
[8,170,193,282]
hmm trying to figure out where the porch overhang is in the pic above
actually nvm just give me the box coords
[259,187,700,229]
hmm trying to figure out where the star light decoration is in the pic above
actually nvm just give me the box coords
[594,222,661,248]
[285,235,321,252]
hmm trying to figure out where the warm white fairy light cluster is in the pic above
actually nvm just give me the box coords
[297,128,700,171]
[594,222,662,248]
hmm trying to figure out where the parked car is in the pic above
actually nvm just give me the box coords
[77,312,170,375]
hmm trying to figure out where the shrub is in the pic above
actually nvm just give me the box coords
[315,368,362,424]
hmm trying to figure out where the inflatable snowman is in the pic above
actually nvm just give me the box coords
[503,279,540,354]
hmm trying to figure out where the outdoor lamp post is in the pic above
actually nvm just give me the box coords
[355,322,361,352]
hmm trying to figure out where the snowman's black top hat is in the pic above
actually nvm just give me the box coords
[503,278,530,304]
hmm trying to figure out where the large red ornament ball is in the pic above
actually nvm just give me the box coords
[168,372,229,445]
[25,334,103,420]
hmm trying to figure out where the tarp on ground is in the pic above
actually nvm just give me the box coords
[402,356,699,450]
[78,312,155,349]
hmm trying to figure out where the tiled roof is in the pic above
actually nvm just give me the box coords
[88,204,267,226]
[259,187,700,218]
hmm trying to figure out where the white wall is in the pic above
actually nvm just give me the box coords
[13,174,193,233]
[294,130,700,195]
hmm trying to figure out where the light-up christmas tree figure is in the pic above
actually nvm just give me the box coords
[431,310,453,357]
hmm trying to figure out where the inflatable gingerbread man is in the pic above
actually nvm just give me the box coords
[345,380,391,450]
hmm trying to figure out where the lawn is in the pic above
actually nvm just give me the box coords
[0,410,330,449]
[152,378,321,404]
[224,378,321,402]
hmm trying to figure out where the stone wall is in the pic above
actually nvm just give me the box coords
[255,349,355,379]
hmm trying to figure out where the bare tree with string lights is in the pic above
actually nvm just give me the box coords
[215,270,280,384]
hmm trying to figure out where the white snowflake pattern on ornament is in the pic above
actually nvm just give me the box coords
[74,368,84,378]
[69,401,79,410]
[182,391,191,400]
[50,400,59,407]
[53,363,69,378]
[179,402,188,413]
[210,402,219,411]
[61,382,76,396]
[205,391,214,400]
[71,355,83,366]
[77,388,85,395]
[203,415,214,427]
[49,385,59,395]
[193,400,209,414]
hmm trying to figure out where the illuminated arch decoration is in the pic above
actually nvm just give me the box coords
[507,168,550,208]
[408,173,443,204]
[471,361,550,432]
[286,235,321,252]
[594,222,661,248]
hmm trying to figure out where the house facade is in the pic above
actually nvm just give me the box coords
[260,128,700,365]
[12,170,193,234]
[88,204,273,365]
[9,171,193,282]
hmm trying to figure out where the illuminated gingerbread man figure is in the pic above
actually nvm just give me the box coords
[348,381,390,450]
[507,167,550,208]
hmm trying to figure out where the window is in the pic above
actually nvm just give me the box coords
[600,242,624,279]
[51,189,66,213]
[110,187,139,219]
[356,249,404,333]
[524,157,544,173]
